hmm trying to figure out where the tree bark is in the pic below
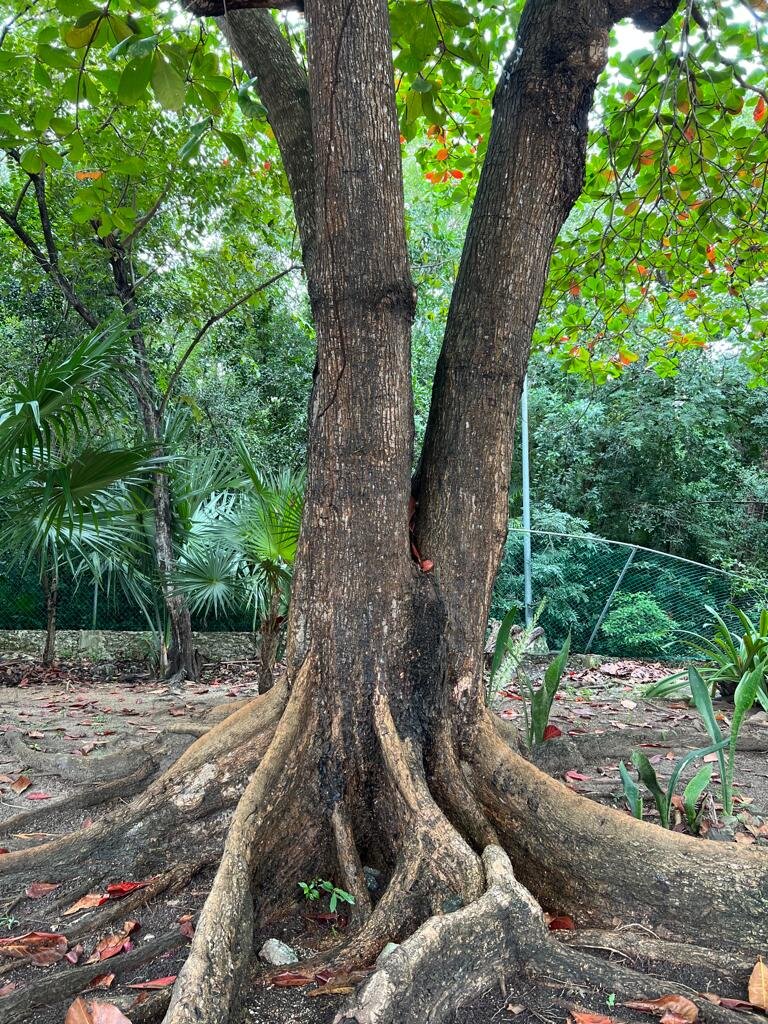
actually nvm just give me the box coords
[41,568,58,665]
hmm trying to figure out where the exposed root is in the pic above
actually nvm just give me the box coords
[0,761,156,837]
[0,684,285,882]
[337,846,756,1024]
[0,925,192,1024]
[332,803,373,929]
[4,728,165,783]
[162,662,314,1024]
[470,714,768,951]
[560,928,756,994]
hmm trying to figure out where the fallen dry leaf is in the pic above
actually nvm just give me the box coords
[87,973,115,990]
[749,958,768,1010]
[623,995,698,1022]
[25,882,60,899]
[86,921,139,964]
[571,1013,614,1024]
[271,969,315,987]
[701,994,757,1012]
[126,975,177,989]
[63,893,108,916]
[65,998,132,1024]
[0,930,68,966]
[10,776,31,795]
[0,982,17,996]
[106,880,149,899]
[65,943,84,965]
[547,914,575,931]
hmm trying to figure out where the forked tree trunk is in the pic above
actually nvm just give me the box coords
[5,4,768,1024]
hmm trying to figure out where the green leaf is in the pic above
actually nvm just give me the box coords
[37,43,79,69]
[631,750,668,828]
[117,55,155,105]
[217,130,248,163]
[411,78,433,93]
[151,54,186,111]
[618,760,643,819]
[489,606,517,690]
[682,764,712,832]
[63,11,101,49]
[20,147,43,174]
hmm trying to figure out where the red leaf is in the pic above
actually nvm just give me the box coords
[106,881,147,899]
[272,970,315,987]
[10,776,31,795]
[87,973,115,989]
[755,96,766,123]
[564,770,590,782]
[543,725,562,741]
[26,792,51,801]
[25,882,60,899]
[572,1014,614,1024]
[547,915,575,931]
[65,944,84,965]
[65,998,132,1024]
[127,975,177,989]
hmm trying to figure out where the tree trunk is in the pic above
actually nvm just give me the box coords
[41,569,58,665]
[5,4,768,1024]
[110,249,201,682]
[257,587,282,692]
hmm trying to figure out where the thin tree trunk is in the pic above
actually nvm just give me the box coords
[42,569,58,666]
[257,587,282,693]
[110,249,201,682]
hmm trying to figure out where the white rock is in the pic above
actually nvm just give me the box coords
[258,938,298,966]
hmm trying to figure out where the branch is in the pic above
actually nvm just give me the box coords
[217,9,316,263]
[157,264,300,420]
[0,201,99,328]
[185,0,301,13]
[122,177,174,249]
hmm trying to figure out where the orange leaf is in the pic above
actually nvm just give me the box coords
[450,169,464,179]
[64,894,108,916]
[0,931,68,966]
[705,244,716,263]
[25,882,59,899]
[65,999,132,1024]
[74,170,103,181]
[568,282,581,297]
[435,147,449,161]
[87,973,115,990]
[754,96,766,123]
[749,958,768,1010]
[10,776,31,795]
[635,263,648,276]
[572,1013,614,1024]
[623,995,698,1022]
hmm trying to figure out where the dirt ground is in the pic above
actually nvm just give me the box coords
[0,651,766,1024]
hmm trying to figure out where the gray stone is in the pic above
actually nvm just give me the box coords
[258,938,298,966]
[376,942,399,964]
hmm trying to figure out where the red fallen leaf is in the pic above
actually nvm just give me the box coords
[547,915,575,931]
[127,975,177,989]
[178,915,195,939]
[26,731,45,739]
[64,893,108,916]
[87,922,139,963]
[272,970,315,987]
[0,930,68,965]
[0,982,17,996]
[0,850,9,855]
[65,998,132,1024]
[87,972,115,989]
[26,792,51,801]
[25,882,60,899]
[106,881,148,899]
[623,995,698,1022]
[65,943,84,964]
[572,1014,614,1024]
[564,770,590,782]
[755,96,767,123]
[314,967,336,985]
[543,724,562,740]
[10,776,32,795]
[749,958,768,1010]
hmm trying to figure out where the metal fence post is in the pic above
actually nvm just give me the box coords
[585,545,638,654]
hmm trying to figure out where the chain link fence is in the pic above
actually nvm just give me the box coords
[492,530,768,660]
[2,530,766,659]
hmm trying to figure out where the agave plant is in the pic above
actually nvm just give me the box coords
[173,440,304,692]
[646,604,768,711]
[0,323,155,663]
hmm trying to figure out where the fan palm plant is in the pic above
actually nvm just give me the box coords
[0,324,155,663]
[173,440,304,692]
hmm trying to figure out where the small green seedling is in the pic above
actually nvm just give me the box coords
[298,878,355,914]
[606,994,617,1010]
